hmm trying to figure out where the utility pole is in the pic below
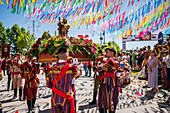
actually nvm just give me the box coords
[100,33,103,45]
[103,31,105,44]
[25,18,41,39]
[33,20,36,37]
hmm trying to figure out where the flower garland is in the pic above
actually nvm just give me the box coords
[29,35,98,61]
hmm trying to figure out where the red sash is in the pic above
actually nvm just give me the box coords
[13,60,20,68]
[99,71,115,81]
[52,63,75,113]
[11,72,20,75]
[99,71,122,93]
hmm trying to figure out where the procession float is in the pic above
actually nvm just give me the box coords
[29,18,98,62]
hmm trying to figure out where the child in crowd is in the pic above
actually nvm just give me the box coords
[120,67,130,85]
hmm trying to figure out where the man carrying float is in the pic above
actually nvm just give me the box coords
[20,53,40,113]
[46,47,80,113]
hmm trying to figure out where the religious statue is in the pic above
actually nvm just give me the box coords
[57,17,70,36]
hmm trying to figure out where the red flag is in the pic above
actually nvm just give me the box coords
[132,0,134,6]
[127,0,130,7]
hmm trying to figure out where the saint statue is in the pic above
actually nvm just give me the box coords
[57,17,70,36]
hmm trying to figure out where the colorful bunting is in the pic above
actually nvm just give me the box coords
[0,0,169,39]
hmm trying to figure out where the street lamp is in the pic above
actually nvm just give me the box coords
[100,33,103,45]
[103,31,105,44]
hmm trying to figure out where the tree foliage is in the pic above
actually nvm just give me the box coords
[107,41,121,53]
[4,23,34,53]
[0,22,8,45]
[96,41,121,53]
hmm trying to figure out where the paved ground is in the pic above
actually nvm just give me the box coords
[0,70,170,113]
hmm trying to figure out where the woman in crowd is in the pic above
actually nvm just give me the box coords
[144,50,158,92]
[119,52,126,68]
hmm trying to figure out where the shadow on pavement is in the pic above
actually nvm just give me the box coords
[39,109,51,113]
[144,91,156,100]
[0,89,7,93]
[1,99,13,103]
[78,104,97,110]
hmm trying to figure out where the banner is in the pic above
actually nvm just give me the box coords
[1,44,11,59]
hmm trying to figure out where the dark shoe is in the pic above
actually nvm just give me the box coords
[0,108,2,113]
[13,88,17,99]
[99,107,107,113]
[7,83,10,91]
[19,89,22,101]
[89,100,96,105]
[113,104,117,113]
[31,108,35,113]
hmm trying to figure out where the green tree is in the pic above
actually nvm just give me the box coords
[96,41,121,53]
[0,22,8,45]
[107,41,121,52]
[6,24,34,53]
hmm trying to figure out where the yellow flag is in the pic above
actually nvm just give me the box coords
[0,0,4,5]
[90,15,93,24]
[75,21,78,27]
[156,11,158,18]
[73,20,75,28]
[20,0,22,7]
[85,16,88,25]
[80,18,84,26]
[31,0,35,6]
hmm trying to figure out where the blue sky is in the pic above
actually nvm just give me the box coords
[0,0,169,50]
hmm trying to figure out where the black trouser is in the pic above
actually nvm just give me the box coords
[7,71,13,90]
